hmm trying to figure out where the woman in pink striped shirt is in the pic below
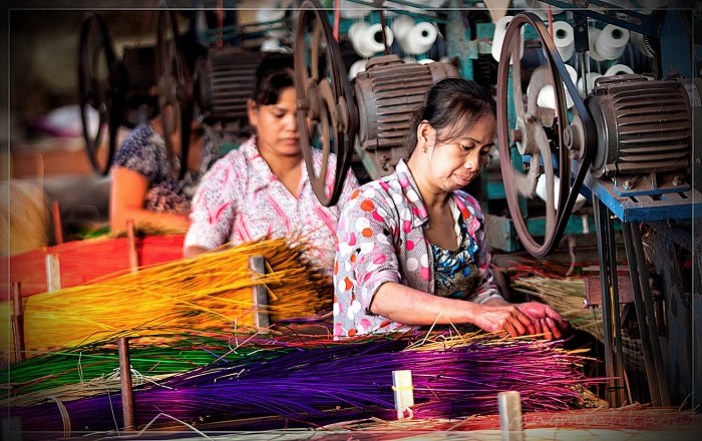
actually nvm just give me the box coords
[184,53,359,271]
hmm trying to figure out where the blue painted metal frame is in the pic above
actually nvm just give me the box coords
[585,174,702,223]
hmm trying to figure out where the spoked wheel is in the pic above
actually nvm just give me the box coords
[78,12,123,175]
[496,12,595,258]
[156,7,193,180]
[294,0,358,206]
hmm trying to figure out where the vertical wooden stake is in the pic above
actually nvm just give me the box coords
[392,370,414,420]
[51,200,64,245]
[498,391,524,441]
[249,255,269,333]
[118,337,136,431]
[1,415,23,441]
[126,219,138,274]
[45,253,61,292]
[11,283,25,362]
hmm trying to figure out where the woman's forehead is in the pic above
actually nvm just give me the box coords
[438,114,495,141]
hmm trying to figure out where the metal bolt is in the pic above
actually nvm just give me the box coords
[672,176,681,186]
[622,180,631,190]
[511,129,523,143]
[563,127,572,146]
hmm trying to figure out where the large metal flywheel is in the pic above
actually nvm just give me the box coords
[294,0,359,207]
[496,12,595,257]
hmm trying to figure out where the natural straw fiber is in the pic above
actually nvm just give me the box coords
[1,238,331,359]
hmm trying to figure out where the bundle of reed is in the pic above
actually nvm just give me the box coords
[512,277,644,370]
[2,234,186,300]
[3,331,300,407]
[11,334,604,434]
[1,238,331,359]
[0,180,50,256]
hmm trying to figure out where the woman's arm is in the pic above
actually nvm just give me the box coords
[109,167,190,233]
[183,157,238,255]
[371,282,536,337]
[183,245,209,258]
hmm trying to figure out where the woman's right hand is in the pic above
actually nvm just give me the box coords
[471,303,536,338]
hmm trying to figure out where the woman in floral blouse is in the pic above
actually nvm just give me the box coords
[184,53,358,269]
[333,78,568,339]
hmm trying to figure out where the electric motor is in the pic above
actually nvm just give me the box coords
[354,55,458,178]
[587,75,692,178]
[194,47,263,124]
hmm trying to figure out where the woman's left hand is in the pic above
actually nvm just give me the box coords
[516,302,569,340]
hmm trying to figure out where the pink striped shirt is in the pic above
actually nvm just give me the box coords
[184,136,359,270]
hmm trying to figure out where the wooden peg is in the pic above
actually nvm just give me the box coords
[118,337,136,431]
[392,370,414,420]
[126,219,138,274]
[249,255,270,333]
[11,282,25,362]
[51,200,64,245]
[498,391,524,441]
[45,253,61,292]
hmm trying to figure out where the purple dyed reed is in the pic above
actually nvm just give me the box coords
[11,337,602,433]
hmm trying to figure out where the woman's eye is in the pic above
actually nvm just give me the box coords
[459,144,472,152]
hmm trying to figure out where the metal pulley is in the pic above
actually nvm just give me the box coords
[496,12,596,258]
[294,0,459,205]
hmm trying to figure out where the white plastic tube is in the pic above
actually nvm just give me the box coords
[537,64,578,109]
[577,72,603,96]
[552,21,574,62]
[400,21,437,55]
[348,21,394,58]
[255,7,286,38]
[492,16,524,63]
[588,27,605,61]
[260,38,282,52]
[339,0,370,18]
[604,63,634,77]
[536,174,587,212]
[348,59,367,80]
[391,15,414,43]
[595,24,630,60]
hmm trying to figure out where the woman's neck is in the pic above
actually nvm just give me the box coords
[260,149,302,176]
[407,154,450,210]
[259,147,303,196]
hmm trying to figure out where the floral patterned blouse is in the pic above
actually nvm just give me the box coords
[184,136,359,270]
[333,159,502,338]
[113,123,218,214]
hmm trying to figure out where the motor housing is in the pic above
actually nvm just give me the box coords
[587,74,692,179]
[354,55,458,178]
[194,47,263,124]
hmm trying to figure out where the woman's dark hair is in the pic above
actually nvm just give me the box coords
[252,53,295,105]
[406,78,496,148]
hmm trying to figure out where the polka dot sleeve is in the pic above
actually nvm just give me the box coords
[335,183,401,314]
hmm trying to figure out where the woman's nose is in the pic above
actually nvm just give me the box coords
[464,150,481,171]
[284,113,298,131]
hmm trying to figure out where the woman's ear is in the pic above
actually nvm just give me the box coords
[246,99,258,128]
[417,120,435,152]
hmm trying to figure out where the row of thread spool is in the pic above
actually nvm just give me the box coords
[346,15,445,79]
[251,2,448,78]
[492,11,655,103]
[250,1,655,92]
